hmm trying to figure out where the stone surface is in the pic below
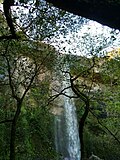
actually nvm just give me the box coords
[46,0,120,30]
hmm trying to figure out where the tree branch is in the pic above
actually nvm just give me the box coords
[89,109,120,145]
[48,86,77,105]
[3,0,17,38]
[3,42,20,101]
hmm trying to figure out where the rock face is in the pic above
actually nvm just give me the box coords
[46,0,120,30]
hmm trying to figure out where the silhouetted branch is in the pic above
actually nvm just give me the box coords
[89,109,120,145]
[3,43,20,101]
[48,86,77,105]
[72,57,96,82]
[3,0,17,38]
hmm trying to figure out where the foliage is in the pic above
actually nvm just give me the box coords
[0,0,120,160]
[0,38,58,159]
[71,52,120,159]
[1,0,86,41]
[15,104,56,160]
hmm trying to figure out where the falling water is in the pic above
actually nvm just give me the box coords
[54,68,81,160]
[63,71,81,160]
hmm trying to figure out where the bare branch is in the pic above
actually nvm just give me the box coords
[3,44,20,101]
[89,109,120,145]
[48,86,78,105]
[72,57,96,82]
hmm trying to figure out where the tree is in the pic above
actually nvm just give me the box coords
[54,26,120,159]
[0,39,57,160]
[1,0,85,39]
[0,1,86,159]
[0,1,120,160]
[58,52,119,160]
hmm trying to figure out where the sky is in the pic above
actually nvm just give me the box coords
[1,1,120,57]
[49,20,120,57]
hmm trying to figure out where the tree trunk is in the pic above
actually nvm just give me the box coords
[10,101,22,160]
[10,120,16,160]
[70,76,90,160]
[79,106,89,160]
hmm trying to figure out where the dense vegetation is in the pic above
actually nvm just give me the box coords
[68,54,120,160]
[0,0,120,160]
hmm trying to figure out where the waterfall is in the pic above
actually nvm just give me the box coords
[54,68,81,160]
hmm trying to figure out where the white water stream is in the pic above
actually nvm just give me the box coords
[54,70,81,160]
